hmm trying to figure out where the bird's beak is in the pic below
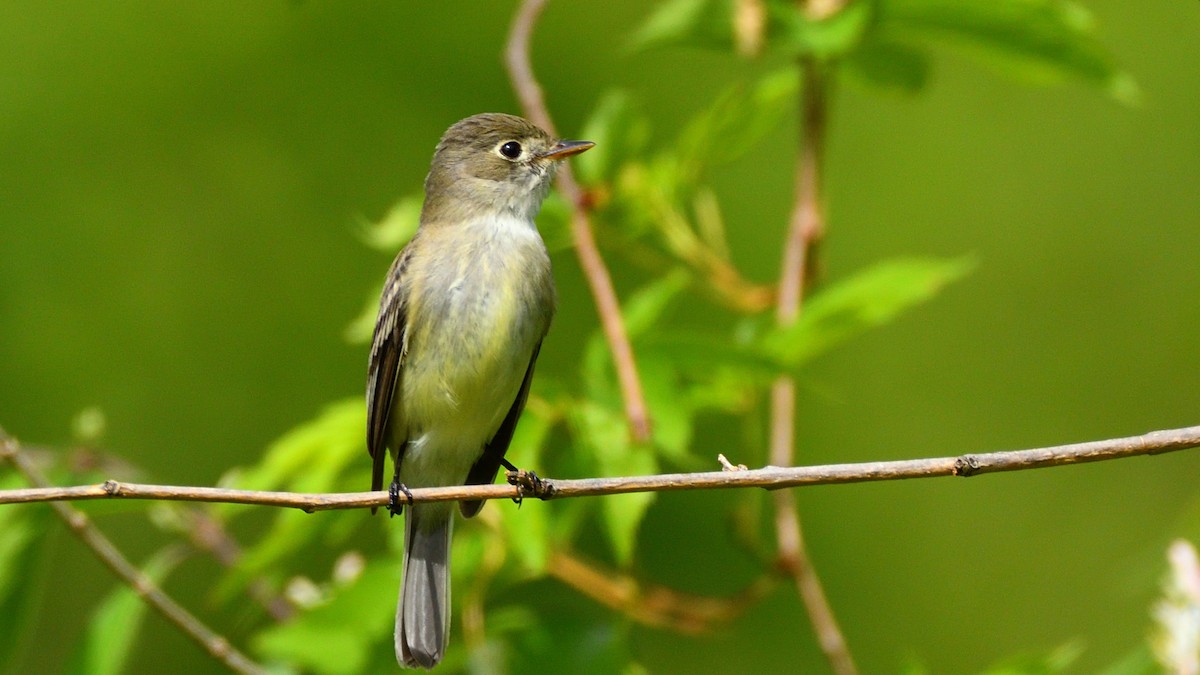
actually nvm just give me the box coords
[539,140,595,161]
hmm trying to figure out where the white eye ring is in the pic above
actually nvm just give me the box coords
[498,141,523,160]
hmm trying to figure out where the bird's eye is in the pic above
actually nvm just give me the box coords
[499,141,522,159]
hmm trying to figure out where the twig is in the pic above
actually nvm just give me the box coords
[771,43,856,674]
[2,425,1197,510]
[613,238,775,313]
[505,0,653,442]
[0,432,268,675]
[547,550,776,634]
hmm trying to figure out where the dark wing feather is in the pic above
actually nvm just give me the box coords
[459,340,543,518]
[366,248,413,501]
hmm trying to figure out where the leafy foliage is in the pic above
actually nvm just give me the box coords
[253,558,398,675]
[3,1,1160,673]
[63,550,184,675]
[215,399,365,599]
[761,256,976,367]
[0,476,50,669]
[877,0,1139,102]
[630,0,1136,102]
[231,70,975,669]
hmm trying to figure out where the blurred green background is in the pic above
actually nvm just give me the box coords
[1,1,1198,673]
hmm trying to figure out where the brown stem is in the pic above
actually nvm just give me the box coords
[0,433,268,675]
[547,550,775,634]
[769,55,858,675]
[616,221,776,313]
[505,0,652,442]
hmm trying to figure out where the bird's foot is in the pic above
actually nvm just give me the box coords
[502,459,552,505]
[388,478,414,518]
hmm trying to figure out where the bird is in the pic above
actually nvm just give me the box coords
[366,113,593,669]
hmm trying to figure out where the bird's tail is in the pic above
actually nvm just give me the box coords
[397,503,453,669]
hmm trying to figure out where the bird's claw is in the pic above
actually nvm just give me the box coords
[504,467,551,507]
[388,478,414,518]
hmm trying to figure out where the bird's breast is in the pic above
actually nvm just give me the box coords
[399,214,554,438]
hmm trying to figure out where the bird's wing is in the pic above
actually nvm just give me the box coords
[366,247,413,496]
[459,340,543,518]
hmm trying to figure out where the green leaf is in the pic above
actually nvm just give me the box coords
[643,258,971,382]
[641,332,783,382]
[575,90,651,186]
[979,640,1083,674]
[581,270,690,407]
[450,526,487,588]
[536,191,574,253]
[637,358,693,461]
[466,605,540,673]
[499,495,550,576]
[629,0,873,59]
[253,558,398,675]
[623,269,691,339]
[343,286,383,346]
[224,398,365,499]
[498,406,555,573]
[569,402,656,565]
[675,68,799,178]
[770,0,873,58]
[627,0,735,54]
[683,366,759,415]
[0,483,50,665]
[1095,645,1157,675]
[845,38,932,93]
[582,331,618,410]
[216,399,365,597]
[64,549,184,675]
[505,403,555,481]
[355,195,421,253]
[761,256,975,366]
[879,0,1139,104]
[609,154,686,241]
[511,610,631,675]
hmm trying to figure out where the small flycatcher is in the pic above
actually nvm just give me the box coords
[366,113,593,669]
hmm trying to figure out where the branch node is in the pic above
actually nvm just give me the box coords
[775,552,801,576]
[953,455,982,477]
[103,479,121,496]
[507,469,555,501]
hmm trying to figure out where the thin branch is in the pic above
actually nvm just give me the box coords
[547,549,777,634]
[615,236,776,313]
[2,425,1196,510]
[771,44,856,675]
[776,59,828,325]
[505,0,653,442]
[0,433,268,675]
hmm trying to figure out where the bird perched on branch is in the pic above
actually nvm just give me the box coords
[366,113,593,668]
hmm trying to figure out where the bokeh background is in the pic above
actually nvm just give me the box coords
[2,1,1198,673]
